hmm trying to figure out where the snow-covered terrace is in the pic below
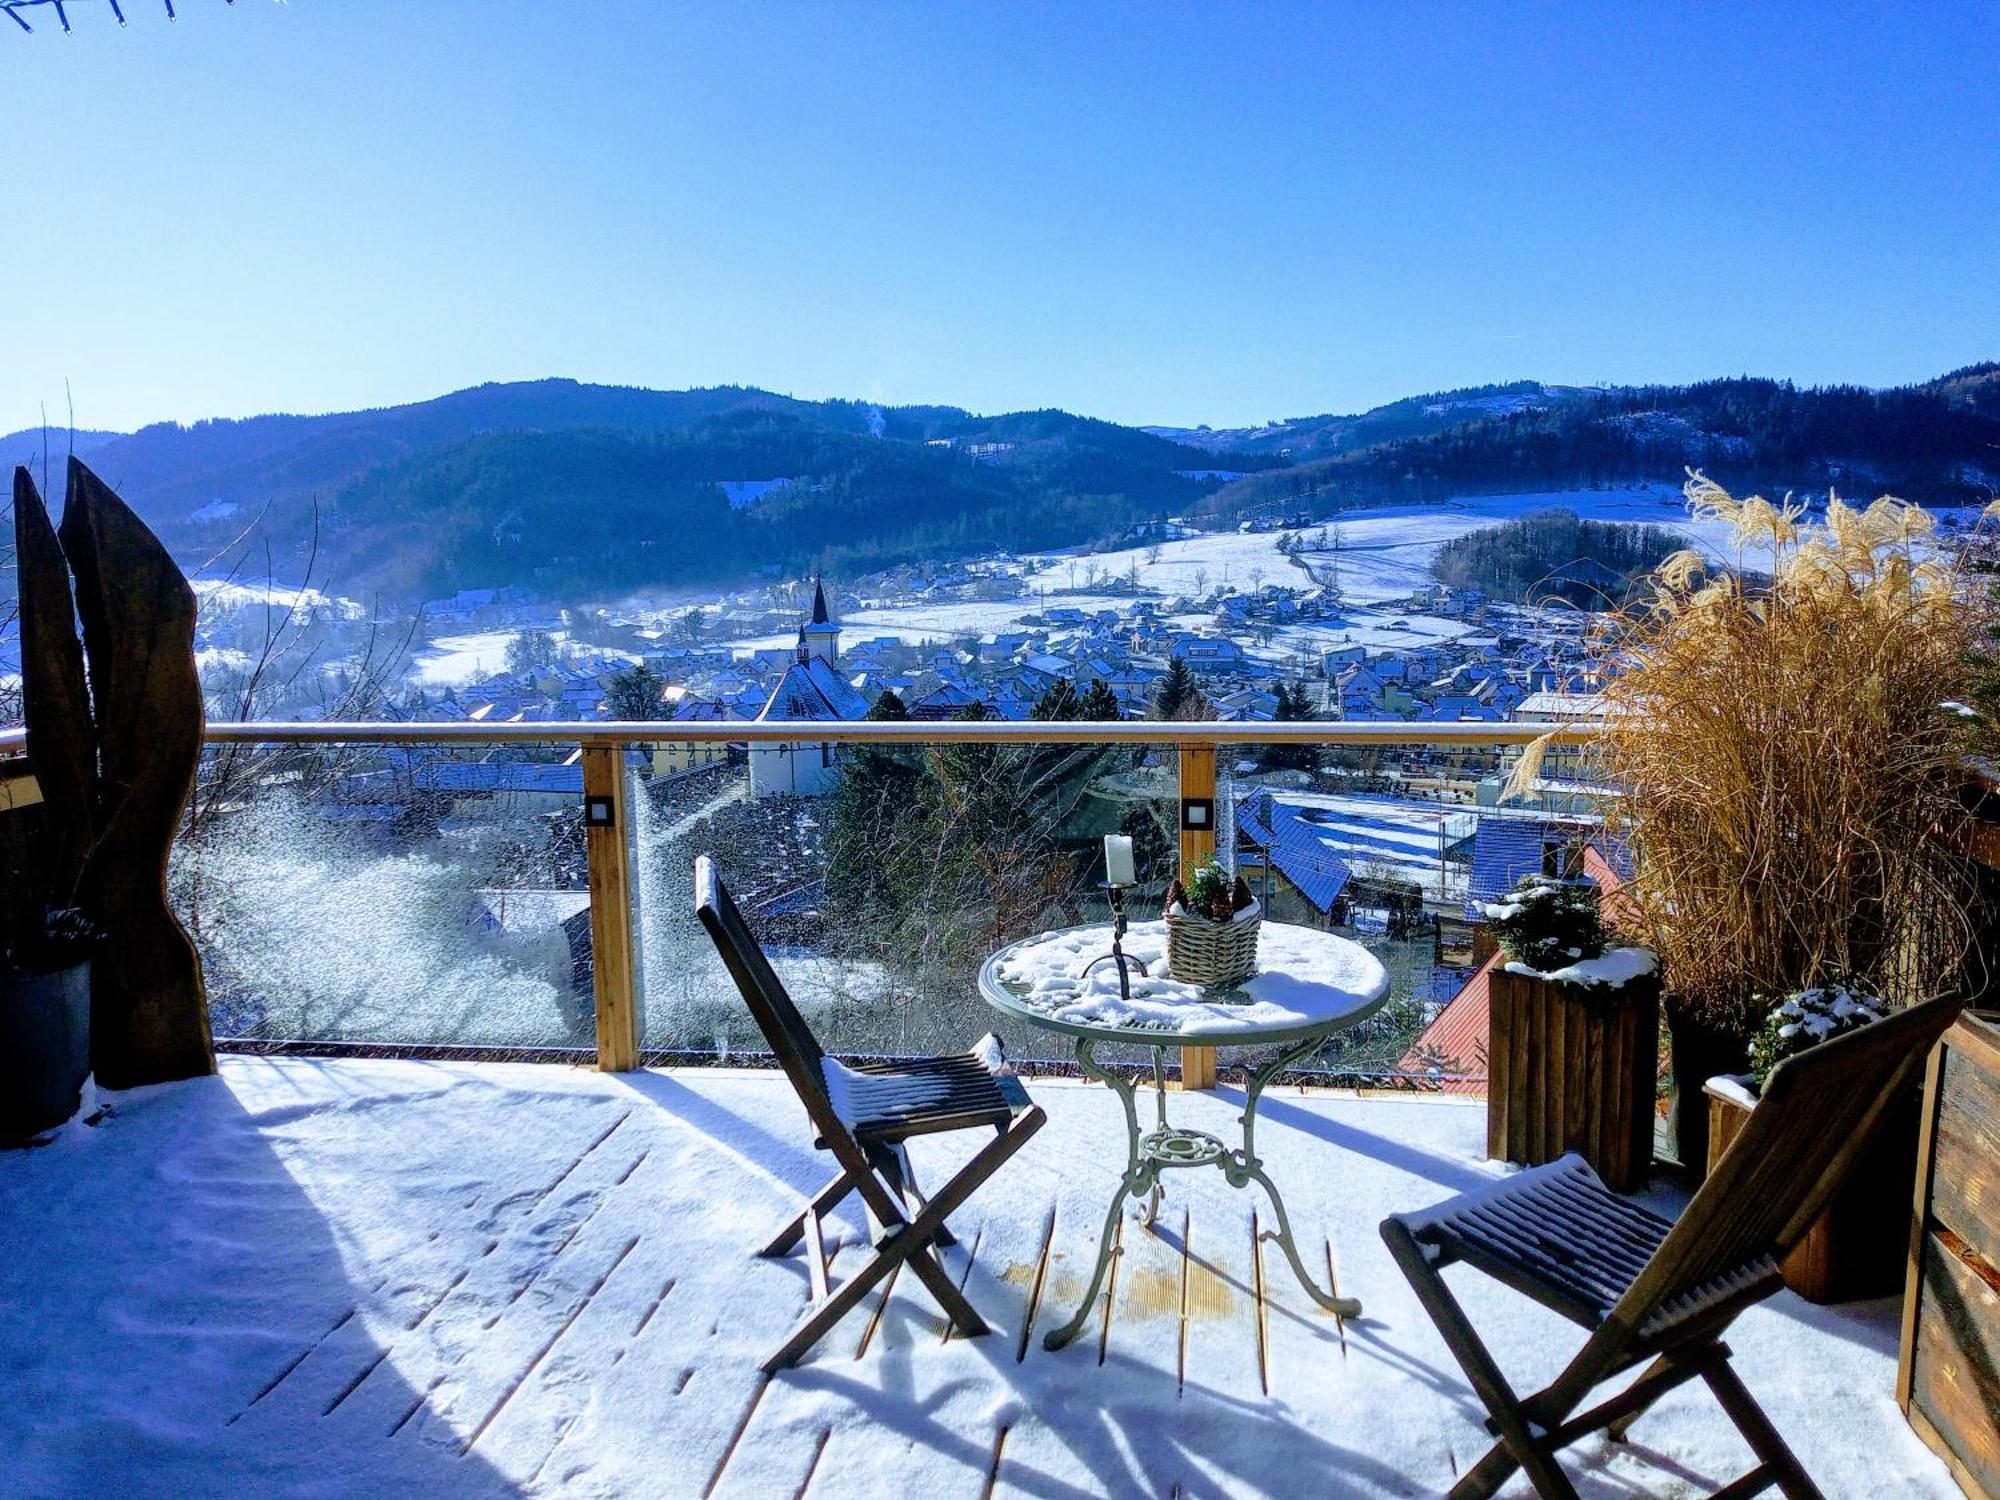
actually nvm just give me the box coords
[3,1056,1950,1498]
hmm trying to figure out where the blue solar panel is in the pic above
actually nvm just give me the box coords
[1465,815,1553,919]
[1235,789,1352,914]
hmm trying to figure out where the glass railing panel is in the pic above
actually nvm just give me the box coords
[175,742,594,1049]
[166,724,1510,1091]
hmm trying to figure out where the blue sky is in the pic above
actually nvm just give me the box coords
[5,0,1996,432]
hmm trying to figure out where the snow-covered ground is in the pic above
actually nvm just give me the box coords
[1030,485,1767,612]
[192,579,367,619]
[384,486,1788,684]
[0,1056,1950,1498]
[409,630,523,685]
[692,485,1763,664]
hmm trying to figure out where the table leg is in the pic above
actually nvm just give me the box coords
[1226,1034,1362,1319]
[1042,1037,1156,1352]
[1140,1046,1168,1226]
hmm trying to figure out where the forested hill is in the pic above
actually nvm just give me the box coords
[0,380,1280,600]
[4,366,1995,602]
[1201,371,2000,516]
[275,405,1269,600]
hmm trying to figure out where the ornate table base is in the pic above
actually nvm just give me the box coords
[1041,1033,1360,1352]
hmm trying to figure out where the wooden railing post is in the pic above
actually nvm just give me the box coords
[582,745,640,1072]
[1177,742,1219,1091]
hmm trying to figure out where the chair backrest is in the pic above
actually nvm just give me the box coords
[693,854,848,1149]
[1608,993,1961,1332]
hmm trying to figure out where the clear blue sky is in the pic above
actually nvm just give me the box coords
[5,0,1996,433]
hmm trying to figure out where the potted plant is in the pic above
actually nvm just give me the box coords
[1164,857,1261,986]
[1705,983,1914,1302]
[1,906,96,1142]
[1484,873,1661,1191]
[1516,476,1994,1174]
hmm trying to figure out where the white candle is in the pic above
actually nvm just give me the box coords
[1103,833,1136,887]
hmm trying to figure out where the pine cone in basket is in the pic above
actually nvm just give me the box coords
[1170,860,1255,923]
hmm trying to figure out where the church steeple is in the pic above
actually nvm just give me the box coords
[801,574,840,665]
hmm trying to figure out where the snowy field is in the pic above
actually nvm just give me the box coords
[410,630,525,685]
[0,1056,1950,1498]
[391,486,1791,684]
[696,486,1766,664]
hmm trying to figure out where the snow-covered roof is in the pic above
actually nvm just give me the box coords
[757,655,871,722]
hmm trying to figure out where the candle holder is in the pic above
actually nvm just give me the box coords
[1082,882,1149,1004]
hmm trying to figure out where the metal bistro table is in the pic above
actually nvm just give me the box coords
[978,918,1391,1351]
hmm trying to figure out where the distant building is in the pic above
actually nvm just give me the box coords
[748,580,870,799]
[652,695,740,778]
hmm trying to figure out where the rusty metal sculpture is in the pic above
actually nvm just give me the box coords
[13,458,211,1087]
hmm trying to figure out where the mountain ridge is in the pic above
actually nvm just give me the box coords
[4,368,1993,603]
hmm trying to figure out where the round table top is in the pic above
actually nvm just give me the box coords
[978,918,1391,1048]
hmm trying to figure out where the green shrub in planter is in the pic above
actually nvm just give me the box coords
[1747,982,1886,1090]
[3,906,95,977]
[1484,874,1608,974]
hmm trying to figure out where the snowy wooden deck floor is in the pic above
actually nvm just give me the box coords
[0,1057,1956,1498]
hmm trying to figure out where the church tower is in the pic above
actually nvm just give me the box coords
[802,576,840,665]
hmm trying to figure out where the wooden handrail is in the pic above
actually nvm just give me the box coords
[0,717,1593,751]
[219,717,1593,745]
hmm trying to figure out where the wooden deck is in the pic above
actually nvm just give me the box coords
[0,1057,1956,1498]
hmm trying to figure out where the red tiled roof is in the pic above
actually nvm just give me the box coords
[1399,949,1499,1094]
[1401,842,1637,1095]
[1582,843,1642,931]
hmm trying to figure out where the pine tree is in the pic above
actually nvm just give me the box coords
[1031,679,1084,721]
[1268,680,1322,771]
[868,689,910,721]
[1151,656,1198,719]
[1079,679,1122,721]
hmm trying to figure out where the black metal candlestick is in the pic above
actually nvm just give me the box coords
[1081,881,1149,1004]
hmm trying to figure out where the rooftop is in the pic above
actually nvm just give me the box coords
[2,1056,1945,1497]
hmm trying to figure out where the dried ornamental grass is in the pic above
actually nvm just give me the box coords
[1514,473,1996,1035]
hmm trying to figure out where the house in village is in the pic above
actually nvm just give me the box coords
[652,693,742,778]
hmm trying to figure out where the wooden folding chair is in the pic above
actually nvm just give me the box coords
[1382,994,1963,1499]
[694,854,1046,1371]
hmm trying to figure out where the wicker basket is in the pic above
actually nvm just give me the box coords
[1163,880,1262,987]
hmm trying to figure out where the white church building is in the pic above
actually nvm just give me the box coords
[748,579,871,799]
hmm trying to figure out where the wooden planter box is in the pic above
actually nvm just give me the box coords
[1899,1012,2000,1500]
[1486,964,1660,1193]
[1707,1072,1919,1304]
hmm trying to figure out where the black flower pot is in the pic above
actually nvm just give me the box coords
[1663,1006,1749,1178]
[1,959,92,1142]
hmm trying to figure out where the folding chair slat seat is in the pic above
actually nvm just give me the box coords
[694,855,1045,1372]
[1383,995,1964,1500]
[822,1054,1029,1143]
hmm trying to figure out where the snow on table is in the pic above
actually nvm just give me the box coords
[991,918,1390,1037]
[0,1056,1955,1499]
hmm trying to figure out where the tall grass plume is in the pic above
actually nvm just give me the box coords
[1523,472,1996,1034]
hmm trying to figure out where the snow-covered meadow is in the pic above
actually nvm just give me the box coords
[691,485,1769,664]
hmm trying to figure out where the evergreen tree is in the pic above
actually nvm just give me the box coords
[1079,679,1122,721]
[868,689,910,721]
[1031,679,1084,720]
[1151,656,1199,719]
[1268,680,1322,772]
[603,663,666,720]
